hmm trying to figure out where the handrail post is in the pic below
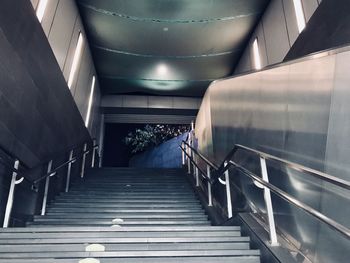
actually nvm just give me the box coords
[224,161,233,218]
[91,140,97,168]
[260,157,279,246]
[80,143,87,178]
[192,154,196,179]
[3,160,20,228]
[65,150,74,193]
[187,147,192,174]
[181,142,185,166]
[195,155,199,187]
[207,165,212,206]
[41,160,53,216]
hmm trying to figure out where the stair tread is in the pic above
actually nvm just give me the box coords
[2,168,259,262]
[0,249,260,258]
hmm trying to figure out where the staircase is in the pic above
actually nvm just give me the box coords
[0,168,260,262]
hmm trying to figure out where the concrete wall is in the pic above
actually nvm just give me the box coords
[0,0,96,225]
[129,133,188,168]
[235,0,321,74]
[195,47,350,263]
[30,0,101,138]
[286,0,350,61]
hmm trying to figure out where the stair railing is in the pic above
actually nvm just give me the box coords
[0,139,100,227]
[180,141,350,246]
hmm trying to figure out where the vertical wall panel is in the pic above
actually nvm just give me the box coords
[262,0,291,64]
[35,0,102,138]
[234,48,252,74]
[47,0,77,70]
[30,0,39,10]
[282,0,300,47]
[40,0,59,37]
[233,0,320,73]
[302,0,319,22]
[62,17,81,82]
[74,46,93,119]
[250,22,269,67]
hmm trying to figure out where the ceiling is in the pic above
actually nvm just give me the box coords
[77,0,270,97]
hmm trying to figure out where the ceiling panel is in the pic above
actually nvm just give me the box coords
[93,47,241,80]
[80,7,259,55]
[77,0,270,96]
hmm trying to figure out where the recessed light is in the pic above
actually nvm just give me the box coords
[163,27,169,32]
[157,64,168,75]
[36,0,49,22]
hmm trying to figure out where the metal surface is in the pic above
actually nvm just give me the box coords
[224,162,233,219]
[76,0,270,96]
[181,140,350,238]
[195,47,350,262]
[91,140,96,168]
[65,150,74,193]
[80,143,87,178]
[207,165,213,206]
[229,160,350,240]
[41,160,53,216]
[3,160,20,228]
[181,142,185,166]
[260,157,278,246]
[195,156,199,187]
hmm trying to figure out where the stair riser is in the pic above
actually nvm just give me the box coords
[0,231,241,239]
[0,237,249,245]
[0,242,250,252]
[0,249,260,258]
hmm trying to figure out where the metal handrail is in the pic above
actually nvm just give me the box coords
[33,144,100,186]
[182,141,218,170]
[180,145,209,181]
[229,160,350,240]
[234,144,350,190]
[2,139,99,227]
[32,148,90,186]
[180,139,350,242]
[183,140,350,190]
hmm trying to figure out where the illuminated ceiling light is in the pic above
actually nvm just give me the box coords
[163,27,169,32]
[157,64,168,75]
[85,76,96,127]
[68,33,84,89]
[36,0,49,23]
[252,38,262,70]
[293,0,306,33]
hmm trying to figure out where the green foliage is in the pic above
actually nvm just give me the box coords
[124,124,190,154]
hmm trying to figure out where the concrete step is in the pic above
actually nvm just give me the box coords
[72,184,190,188]
[0,236,249,245]
[45,212,205,216]
[34,217,208,223]
[56,196,198,200]
[65,191,195,195]
[61,192,197,197]
[0,230,241,239]
[27,222,212,227]
[0,242,250,252]
[0,249,260,259]
[0,256,260,263]
[0,226,241,233]
[53,198,200,204]
[46,208,204,213]
[27,220,211,226]
[48,203,202,208]
[36,214,207,219]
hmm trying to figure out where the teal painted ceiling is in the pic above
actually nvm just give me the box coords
[77,0,270,96]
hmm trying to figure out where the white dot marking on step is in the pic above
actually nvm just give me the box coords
[79,258,100,263]
[112,218,124,224]
[85,244,105,252]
